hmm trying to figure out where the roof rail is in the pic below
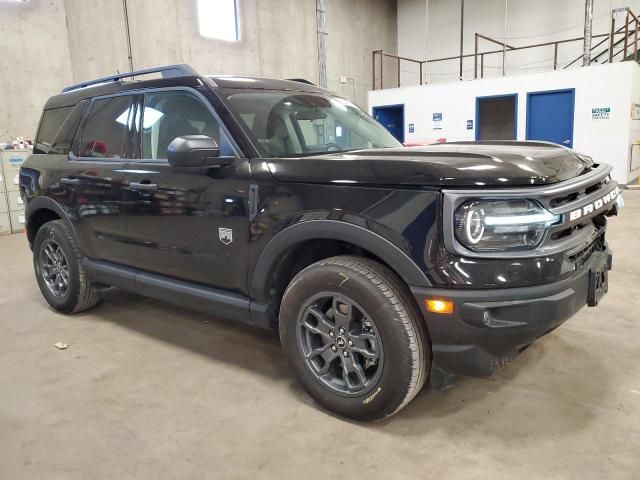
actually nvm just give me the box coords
[62,64,199,93]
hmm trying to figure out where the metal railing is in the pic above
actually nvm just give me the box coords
[471,32,610,78]
[608,7,640,62]
[566,8,640,67]
[371,7,640,89]
[371,50,425,90]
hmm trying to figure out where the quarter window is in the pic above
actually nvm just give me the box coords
[49,101,87,155]
[141,91,221,160]
[78,96,135,158]
[34,106,73,154]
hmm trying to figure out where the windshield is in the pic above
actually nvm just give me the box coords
[220,89,402,157]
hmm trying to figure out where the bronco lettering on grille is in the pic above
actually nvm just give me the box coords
[568,186,619,222]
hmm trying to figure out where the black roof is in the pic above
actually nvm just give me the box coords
[44,64,326,110]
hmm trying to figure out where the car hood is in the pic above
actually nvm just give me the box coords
[266,142,594,188]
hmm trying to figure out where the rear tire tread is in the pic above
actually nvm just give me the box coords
[38,220,101,314]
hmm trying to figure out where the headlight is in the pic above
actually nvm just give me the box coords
[454,199,559,252]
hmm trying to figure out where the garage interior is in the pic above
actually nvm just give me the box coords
[1,0,639,478]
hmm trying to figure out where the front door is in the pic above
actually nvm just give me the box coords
[122,88,250,294]
[526,89,575,147]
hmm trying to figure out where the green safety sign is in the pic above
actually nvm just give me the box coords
[592,107,610,120]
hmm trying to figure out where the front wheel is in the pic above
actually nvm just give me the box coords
[279,256,430,421]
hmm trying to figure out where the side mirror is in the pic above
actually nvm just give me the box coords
[167,135,229,168]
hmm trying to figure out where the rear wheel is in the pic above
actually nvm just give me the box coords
[33,220,101,314]
[279,255,430,421]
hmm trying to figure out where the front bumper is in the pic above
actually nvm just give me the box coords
[411,247,612,389]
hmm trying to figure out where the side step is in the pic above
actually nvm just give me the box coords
[83,259,273,329]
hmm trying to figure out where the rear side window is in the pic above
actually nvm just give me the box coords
[77,96,135,158]
[34,106,73,154]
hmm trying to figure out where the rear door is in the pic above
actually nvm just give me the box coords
[121,88,250,293]
[54,94,137,265]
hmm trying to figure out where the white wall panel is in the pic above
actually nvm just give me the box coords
[369,62,640,184]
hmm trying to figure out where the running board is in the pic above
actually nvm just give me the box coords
[82,259,273,329]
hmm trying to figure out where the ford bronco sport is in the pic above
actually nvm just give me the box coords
[21,64,621,420]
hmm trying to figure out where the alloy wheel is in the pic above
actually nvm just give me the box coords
[296,292,383,396]
[39,239,70,298]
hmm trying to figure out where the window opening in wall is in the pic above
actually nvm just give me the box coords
[197,0,240,42]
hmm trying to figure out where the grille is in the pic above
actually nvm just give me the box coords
[550,220,589,241]
[548,175,607,208]
[541,163,616,250]
[568,230,606,270]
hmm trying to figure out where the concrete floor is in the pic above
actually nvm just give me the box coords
[1,194,639,480]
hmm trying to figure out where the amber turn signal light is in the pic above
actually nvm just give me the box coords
[425,299,454,314]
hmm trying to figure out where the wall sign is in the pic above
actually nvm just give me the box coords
[432,112,443,130]
[408,123,415,133]
[632,103,640,120]
[467,119,473,130]
[592,107,610,120]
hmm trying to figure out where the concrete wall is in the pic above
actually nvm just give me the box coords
[369,62,640,184]
[0,0,397,140]
[0,0,73,139]
[398,0,640,84]
[64,0,132,81]
[326,0,398,107]
[124,0,319,81]
[397,0,427,85]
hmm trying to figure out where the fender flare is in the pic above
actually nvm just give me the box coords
[250,220,431,303]
[25,196,79,246]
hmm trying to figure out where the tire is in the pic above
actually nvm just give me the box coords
[279,255,430,421]
[33,220,101,314]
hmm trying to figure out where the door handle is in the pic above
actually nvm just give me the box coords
[129,182,158,192]
[60,178,80,186]
[562,139,571,145]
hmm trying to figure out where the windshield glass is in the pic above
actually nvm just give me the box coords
[220,89,402,157]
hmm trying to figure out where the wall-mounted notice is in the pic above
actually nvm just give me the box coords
[632,104,640,120]
[467,119,473,130]
[432,112,443,130]
[592,107,610,120]
[408,123,415,133]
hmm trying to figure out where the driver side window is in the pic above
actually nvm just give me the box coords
[141,90,221,160]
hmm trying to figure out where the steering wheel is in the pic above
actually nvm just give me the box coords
[326,142,341,152]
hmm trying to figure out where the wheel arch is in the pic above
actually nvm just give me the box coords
[250,220,431,306]
[25,197,77,249]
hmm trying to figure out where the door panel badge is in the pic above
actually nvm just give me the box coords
[219,227,233,245]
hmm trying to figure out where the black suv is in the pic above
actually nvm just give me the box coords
[22,64,621,420]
